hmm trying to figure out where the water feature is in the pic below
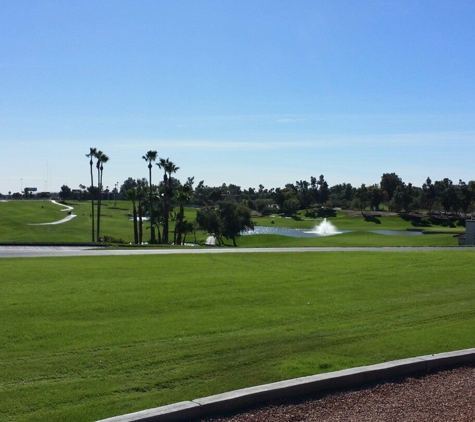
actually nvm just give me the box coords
[242,218,344,238]
[242,217,424,238]
[304,218,340,236]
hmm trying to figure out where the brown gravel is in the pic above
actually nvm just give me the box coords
[198,365,475,422]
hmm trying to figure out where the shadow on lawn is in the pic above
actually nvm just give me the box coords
[305,208,337,219]
[363,215,381,224]
[400,213,465,229]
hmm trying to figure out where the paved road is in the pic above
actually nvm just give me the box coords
[0,245,472,258]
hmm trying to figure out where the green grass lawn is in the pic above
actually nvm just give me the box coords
[238,231,458,247]
[0,200,168,244]
[1,251,475,421]
[0,200,463,246]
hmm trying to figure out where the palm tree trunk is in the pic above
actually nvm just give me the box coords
[138,202,143,244]
[149,165,156,244]
[162,174,169,244]
[132,203,138,244]
[89,162,95,242]
[97,167,102,241]
[156,221,162,243]
[163,209,169,243]
[176,203,184,245]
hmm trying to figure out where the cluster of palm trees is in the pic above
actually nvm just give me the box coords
[124,151,193,244]
[157,157,179,243]
[86,148,109,242]
[86,148,195,244]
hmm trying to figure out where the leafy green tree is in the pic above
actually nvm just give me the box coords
[459,180,475,217]
[380,173,402,202]
[283,197,300,216]
[218,201,254,246]
[422,177,437,212]
[355,184,369,214]
[368,184,383,210]
[296,180,311,212]
[273,184,299,215]
[142,150,158,243]
[254,198,275,215]
[389,183,414,213]
[59,185,72,200]
[402,183,415,212]
[120,177,138,194]
[390,185,404,212]
[196,206,223,245]
[318,175,330,206]
[327,183,354,209]
[180,221,195,244]
[310,176,318,204]
[434,178,459,214]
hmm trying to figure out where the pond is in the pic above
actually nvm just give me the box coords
[242,226,423,238]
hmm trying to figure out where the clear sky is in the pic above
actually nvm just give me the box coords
[1,0,474,194]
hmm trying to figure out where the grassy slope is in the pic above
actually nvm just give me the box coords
[0,201,462,246]
[0,200,151,244]
[1,251,475,421]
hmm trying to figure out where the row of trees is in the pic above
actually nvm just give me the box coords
[7,170,474,221]
[181,173,475,218]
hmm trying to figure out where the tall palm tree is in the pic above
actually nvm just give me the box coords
[142,150,158,243]
[136,184,147,244]
[125,188,139,244]
[85,147,97,242]
[175,177,193,245]
[157,158,179,243]
[95,150,109,241]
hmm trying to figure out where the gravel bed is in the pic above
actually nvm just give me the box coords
[198,365,475,421]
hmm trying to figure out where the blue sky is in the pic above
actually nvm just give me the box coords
[1,0,474,194]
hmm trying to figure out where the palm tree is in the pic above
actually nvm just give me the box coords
[157,158,179,243]
[125,188,139,244]
[142,150,158,243]
[175,177,194,245]
[181,221,195,244]
[85,147,97,242]
[95,150,109,241]
[136,184,147,244]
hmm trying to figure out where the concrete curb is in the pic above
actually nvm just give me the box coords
[96,347,475,422]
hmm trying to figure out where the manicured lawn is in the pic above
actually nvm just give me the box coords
[238,231,458,247]
[0,200,172,244]
[0,200,462,246]
[1,251,475,421]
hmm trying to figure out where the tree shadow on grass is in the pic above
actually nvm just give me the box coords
[363,215,381,224]
[399,213,432,227]
[429,217,457,228]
